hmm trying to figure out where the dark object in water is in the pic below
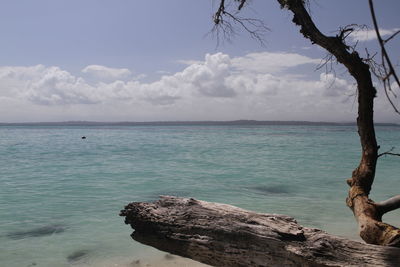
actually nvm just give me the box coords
[81,136,86,139]
[7,224,66,239]
[67,250,90,263]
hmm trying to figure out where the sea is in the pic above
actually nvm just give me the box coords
[1,123,399,267]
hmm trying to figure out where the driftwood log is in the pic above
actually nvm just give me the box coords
[120,196,400,267]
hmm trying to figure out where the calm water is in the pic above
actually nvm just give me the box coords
[1,125,399,266]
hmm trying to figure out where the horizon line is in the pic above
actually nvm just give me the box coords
[0,120,398,127]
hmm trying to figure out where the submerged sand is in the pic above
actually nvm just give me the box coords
[74,253,210,267]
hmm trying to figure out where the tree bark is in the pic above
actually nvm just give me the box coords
[120,196,400,267]
[277,0,400,247]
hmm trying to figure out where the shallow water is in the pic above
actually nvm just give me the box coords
[0,124,399,266]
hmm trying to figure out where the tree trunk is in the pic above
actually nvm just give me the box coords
[120,196,400,267]
[277,0,400,247]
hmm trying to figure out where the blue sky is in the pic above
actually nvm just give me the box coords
[0,0,399,122]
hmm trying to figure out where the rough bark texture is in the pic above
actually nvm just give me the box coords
[277,0,400,247]
[120,196,400,267]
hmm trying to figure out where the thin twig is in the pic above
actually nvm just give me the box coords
[384,30,400,44]
[378,147,400,158]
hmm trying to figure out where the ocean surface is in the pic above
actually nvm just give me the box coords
[1,124,399,266]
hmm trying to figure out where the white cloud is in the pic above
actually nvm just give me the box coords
[177,53,235,97]
[349,28,400,42]
[81,65,132,81]
[0,65,100,105]
[231,52,320,73]
[0,52,324,108]
[0,51,398,122]
[319,73,354,97]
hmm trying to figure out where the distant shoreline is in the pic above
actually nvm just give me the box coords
[0,120,398,127]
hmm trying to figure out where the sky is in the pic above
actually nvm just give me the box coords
[0,0,399,123]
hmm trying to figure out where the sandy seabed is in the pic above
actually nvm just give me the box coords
[74,253,210,267]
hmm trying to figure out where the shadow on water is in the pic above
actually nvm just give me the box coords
[246,185,294,195]
[6,224,67,240]
[67,249,90,264]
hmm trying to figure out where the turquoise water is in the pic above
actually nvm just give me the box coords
[0,125,399,266]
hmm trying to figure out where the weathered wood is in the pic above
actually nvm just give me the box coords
[120,196,400,267]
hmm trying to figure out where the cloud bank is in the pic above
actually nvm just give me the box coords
[82,65,132,81]
[349,28,400,42]
[0,52,398,122]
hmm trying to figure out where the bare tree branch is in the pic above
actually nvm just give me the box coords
[237,0,247,10]
[315,24,366,78]
[369,0,400,115]
[383,82,400,115]
[212,0,269,46]
[378,146,400,158]
[384,30,400,44]
[376,195,400,215]
[213,0,226,25]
